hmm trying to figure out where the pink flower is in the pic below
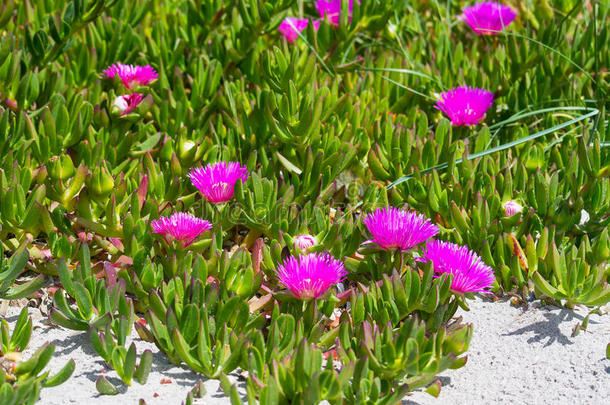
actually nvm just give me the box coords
[316,0,359,26]
[151,212,212,247]
[102,63,158,89]
[294,234,317,250]
[363,207,439,251]
[435,86,494,126]
[188,162,249,203]
[113,93,143,116]
[503,200,523,217]
[420,240,495,294]
[278,18,320,43]
[276,253,347,300]
[460,2,517,35]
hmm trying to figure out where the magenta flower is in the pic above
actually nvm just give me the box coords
[113,93,143,116]
[102,63,158,89]
[435,86,494,126]
[188,162,249,203]
[363,207,439,251]
[294,234,317,250]
[316,0,359,26]
[279,18,320,43]
[276,253,347,300]
[151,212,212,247]
[460,2,517,35]
[421,240,495,294]
[503,200,523,217]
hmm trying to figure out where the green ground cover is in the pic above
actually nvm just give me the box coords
[0,0,608,403]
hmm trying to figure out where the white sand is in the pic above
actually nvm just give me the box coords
[406,298,610,405]
[3,306,245,405]
[4,297,609,404]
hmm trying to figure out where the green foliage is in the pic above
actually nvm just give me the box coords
[1,308,32,354]
[136,272,253,378]
[0,308,74,405]
[336,317,471,393]
[49,243,151,390]
[349,265,458,332]
[0,0,607,402]
[50,244,131,330]
[182,380,207,405]
[95,375,119,396]
[0,249,44,300]
[242,306,471,404]
[532,242,610,308]
[89,327,152,386]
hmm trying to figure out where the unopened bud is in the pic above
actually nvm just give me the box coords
[111,93,144,116]
[503,200,523,217]
[178,138,198,163]
[88,165,114,198]
[294,234,316,250]
[48,155,76,180]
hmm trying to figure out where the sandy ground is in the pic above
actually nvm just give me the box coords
[3,306,246,405]
[4,297,610,405]
[407,298,610,405]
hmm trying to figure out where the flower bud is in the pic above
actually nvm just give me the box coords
[294,234,316,250]
[47,154,76,180]
[111,93,143,116]
[503,200,523,217]
[88,165,114,198]
[178,138,197,163]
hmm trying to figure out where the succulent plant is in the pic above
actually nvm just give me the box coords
[135,271,255,378]
[0,0,607,403]
[50,244,131,330]
[0,249,44,300]
[89,326,152,387]
[0,308,74,405]
[532,242,610,308]
[182,380,208,405]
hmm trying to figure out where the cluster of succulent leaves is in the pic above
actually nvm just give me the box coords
[50,244,152,391]
[0,308,74,405]
[0,0,608,403]
[1,250,73,404]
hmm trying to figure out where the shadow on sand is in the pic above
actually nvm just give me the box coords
[503,307,596,347]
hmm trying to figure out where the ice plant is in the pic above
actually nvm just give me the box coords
[435,86,494,126]
[112,93,144,116]
[503,200,523,217]
[102,63,158,89]
[294,234,316,250]
[363,207,439,251]
[188,162,249,203]
[278,18,320,43]
[316,0,359,26]
[460,2,517,35]
[421,240,495,293]
[276,253,347,300]
[151,212,212,247]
